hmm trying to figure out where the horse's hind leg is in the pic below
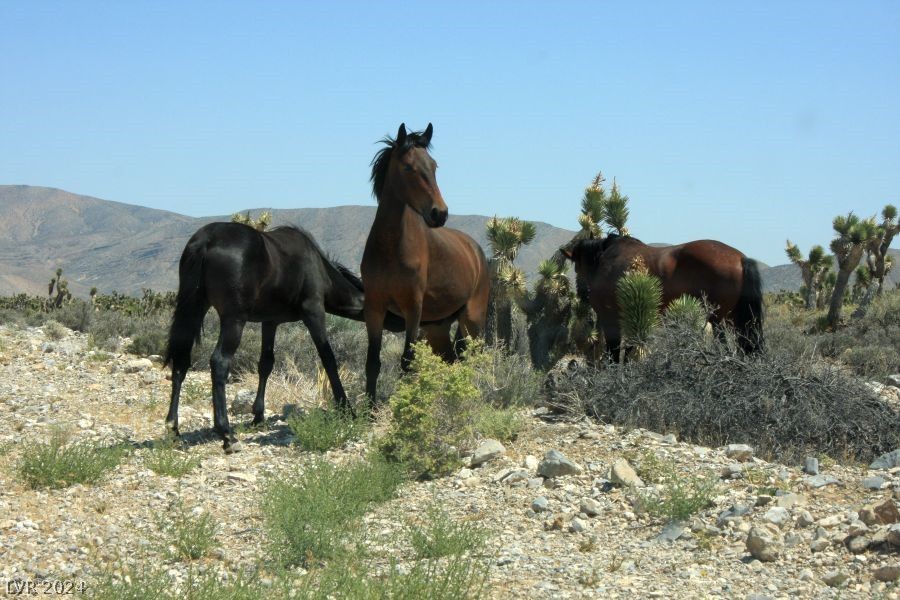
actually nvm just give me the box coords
[422,324,454,361]
[252,321,277,426]
[210,317,245,453]
[301,303,350,414]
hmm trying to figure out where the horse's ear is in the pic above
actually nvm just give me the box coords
[560,246,574,261]
[422,123,433,145]
[396,123,407,146]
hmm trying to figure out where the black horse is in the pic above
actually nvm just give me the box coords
[164,222,401,453]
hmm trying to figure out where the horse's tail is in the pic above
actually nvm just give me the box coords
[164,237,208,371]
[735,257,764,353]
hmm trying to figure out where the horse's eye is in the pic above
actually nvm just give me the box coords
[403,165,413,172]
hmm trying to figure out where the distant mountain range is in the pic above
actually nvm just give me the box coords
[1,185,897,297]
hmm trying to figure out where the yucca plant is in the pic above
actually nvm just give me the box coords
[231,210,272,231]
[616,257,662,362]
[663,294,706,331]
[826,212,879,327]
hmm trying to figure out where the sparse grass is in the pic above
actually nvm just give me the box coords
[87,351,111,362]
[287,406,368,452]
[155,499,218,561]
[180,379,210,408]
[144,438,200,477]
[630,463,718,524]
[261,455,404,567]
[90,567,265,600]
[406,504,488,559]
[17,432,129,489]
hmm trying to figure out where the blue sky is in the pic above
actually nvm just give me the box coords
[1,1,898,266]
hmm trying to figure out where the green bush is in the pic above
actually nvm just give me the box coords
[89,567,265,600]
[629,462,718,523]
[287,407,368,452]
[471,342,542,407]
[474,405,522,442]
[663,294,707,331]
[18,432,129,489]
[379,341,483,479]
[261,456,404,567]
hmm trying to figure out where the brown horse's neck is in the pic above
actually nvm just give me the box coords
[372,196,426,246]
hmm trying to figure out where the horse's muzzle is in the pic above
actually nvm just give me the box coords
[576,277,589,302]
[425,207,448,228]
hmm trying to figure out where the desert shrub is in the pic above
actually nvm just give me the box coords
[43,319,68,340]
[547,323,900,464]
[54,298,93,332]
[813,290,900,378]
[125,313,170,357]
[471,342,542,407]
[287,407,369,452]
[18,432,130,489]
[261,456,404,567]
[379,341,484,479]
[474,405,523,442]
[629,462,718,523]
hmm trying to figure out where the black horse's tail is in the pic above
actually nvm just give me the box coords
[735,257,764,353]
[164,238,208,370]
[330,264,407,333]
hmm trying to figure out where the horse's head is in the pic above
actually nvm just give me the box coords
[371,123,448,228]
[561,239,594,301]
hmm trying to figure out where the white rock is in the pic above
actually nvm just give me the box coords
[725,444,754,462]
[470,439,506,467]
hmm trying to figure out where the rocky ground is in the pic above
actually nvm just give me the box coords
[0,322,898,599]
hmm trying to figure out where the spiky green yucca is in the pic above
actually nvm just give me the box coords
[664,294,706,331]
[616,267,663,351]
[827,212,879,327]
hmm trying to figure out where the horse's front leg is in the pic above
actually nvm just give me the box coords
[210,317,245,453]
[400,302,423,373]
[252,321,277,426]
[364,303,386,406]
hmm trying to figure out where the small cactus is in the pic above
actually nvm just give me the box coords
[616,256,662,360]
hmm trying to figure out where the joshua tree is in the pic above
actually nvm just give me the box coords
[231,210,272,231]
[818,270,836,310]
[853,204,898,317]
[484,216,536,347]
[785,241,830,310]
[826,212,878,328]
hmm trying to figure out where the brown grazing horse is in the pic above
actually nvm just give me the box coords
[563,234,764,357]
[361,123,491,401]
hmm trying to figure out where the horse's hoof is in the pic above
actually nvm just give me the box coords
[224,440,243,454]
[251,414,264,426]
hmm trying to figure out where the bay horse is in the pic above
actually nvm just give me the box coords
[164,222,406,453]
[361,123,491,401]
[562,234,764,358]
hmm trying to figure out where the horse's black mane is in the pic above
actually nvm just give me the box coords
[577,233,642,263]
[369,128,432,203]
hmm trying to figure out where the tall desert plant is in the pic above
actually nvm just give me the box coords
[827,212,878,328]
[785,241,830,310]
[854,204,898,317]
[485,216,535,347]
